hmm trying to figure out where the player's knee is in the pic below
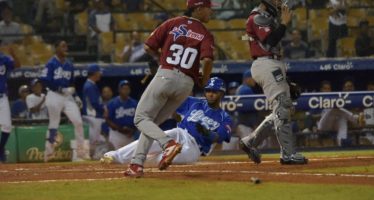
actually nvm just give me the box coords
[72,119,83,128]
[273,93,293,123]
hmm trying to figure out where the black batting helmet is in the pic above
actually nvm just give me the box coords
[261,0,281,17]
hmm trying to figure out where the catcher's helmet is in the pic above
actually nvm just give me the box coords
[261,0,282,16]
[205,77,226,93]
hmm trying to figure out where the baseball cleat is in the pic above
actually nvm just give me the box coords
[158,140,182,170]
[280,153,308,165]
[124,164,144,178]
[100,154,114,164]
[239,140,261,164]
[44,141,57,162]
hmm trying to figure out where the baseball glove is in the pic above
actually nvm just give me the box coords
[287,78,301,100]
[195,123,210,137]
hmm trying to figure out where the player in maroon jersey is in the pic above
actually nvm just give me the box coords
[240,0,308,165]
[124,0,215,178]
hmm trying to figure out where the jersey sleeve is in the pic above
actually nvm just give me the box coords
[40,62,57,91]
[3,55,14,71]
[248,14,273,42]
[85,85,104,115]
[145,19,170,51]
[199,33,215,60]
[214,113,233,143]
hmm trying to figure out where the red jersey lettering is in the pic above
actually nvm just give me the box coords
[145,16,214,82]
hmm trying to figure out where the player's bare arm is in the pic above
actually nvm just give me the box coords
[144,44,160,61]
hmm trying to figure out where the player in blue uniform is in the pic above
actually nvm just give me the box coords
[0,47,20,163]
[40,40,88,162]
[101,77,232,175]
[105,80,138,149]
[82,64,106,156]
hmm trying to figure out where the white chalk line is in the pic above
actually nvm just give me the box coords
[3,169,374,184]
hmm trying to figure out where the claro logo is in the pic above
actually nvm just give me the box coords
[221,96,244,111]
[363,95,374,107]
[308,93,351,109]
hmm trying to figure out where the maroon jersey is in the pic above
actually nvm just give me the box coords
[145,16,214,82]
[246,9,281,59]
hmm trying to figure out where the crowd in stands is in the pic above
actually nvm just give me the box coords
[1,0,374,152]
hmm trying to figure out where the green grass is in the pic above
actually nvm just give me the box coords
[203,150,374,161]
[1,179,373,200]
[304,165,374,174]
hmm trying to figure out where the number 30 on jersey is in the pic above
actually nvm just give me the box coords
[166,44,198,69]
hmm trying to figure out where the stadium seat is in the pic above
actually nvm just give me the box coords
[206,19,227,30]
[20,24,33,34]
[309,18,329,40]
[98,32,114,56]
[294,7,307,30]
[367,16,374,26]
[74,11,88,35]
[125,13,156,30]
[337,37,356,57]
[348,8,367,19]
[113,13,139,31]
[28,43,54,65]
[227,19,246,29]
[23,35,43,46]
[55,0,66,11]
[309,9,330,21]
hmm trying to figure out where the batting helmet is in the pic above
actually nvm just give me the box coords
[204,77,226,93]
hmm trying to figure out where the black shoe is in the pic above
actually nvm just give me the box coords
[240,140,261,164]
[0,148,6,163]
[280,153,308,165]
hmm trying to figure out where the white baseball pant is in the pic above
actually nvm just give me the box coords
[104,128,200,165]
[0,95,12,133]
[45,91,84,145]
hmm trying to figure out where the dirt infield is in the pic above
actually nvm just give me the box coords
[1,156,374,185]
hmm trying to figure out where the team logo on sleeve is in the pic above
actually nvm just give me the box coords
[169,25,204,42]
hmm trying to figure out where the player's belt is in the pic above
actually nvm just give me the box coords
[160,65,193,79]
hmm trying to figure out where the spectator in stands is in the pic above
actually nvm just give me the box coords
[26,79,48,120]
[122,0,144,12]
[326,0,348,57]
[105,80,138,149]
[228,81,240,95]
[317,79,364,147]
[216,0,241,20]
[119,31,147,63]
[11,85,29,119]
[102,86,114,104]
[88,0,115,53]
[88,0,115,37]
[355,20,374,57]
[34,0,57,32]
[0,6,22,45]
[65,0,89,35]
[283,29,310,59]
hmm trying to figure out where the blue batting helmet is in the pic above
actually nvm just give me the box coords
[204,77,226,93]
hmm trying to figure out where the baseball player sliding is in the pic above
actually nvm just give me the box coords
[40,40,88,162]
[0,47,20,163]
[124,0,215,177]
[240,0,308,165]
[101,77,232,171]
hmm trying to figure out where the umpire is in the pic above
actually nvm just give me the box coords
[240,0,308,165]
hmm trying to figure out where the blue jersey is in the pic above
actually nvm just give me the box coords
[177,97,232,154]
[40,56,75,91]
[11,99,28,118]
[106,96,138,128]
[236,84,254,95]
[82,79,104,118]
[0,53,14,93]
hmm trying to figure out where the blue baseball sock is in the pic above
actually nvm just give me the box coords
[0,132,10,150]
[48,129,58,144]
